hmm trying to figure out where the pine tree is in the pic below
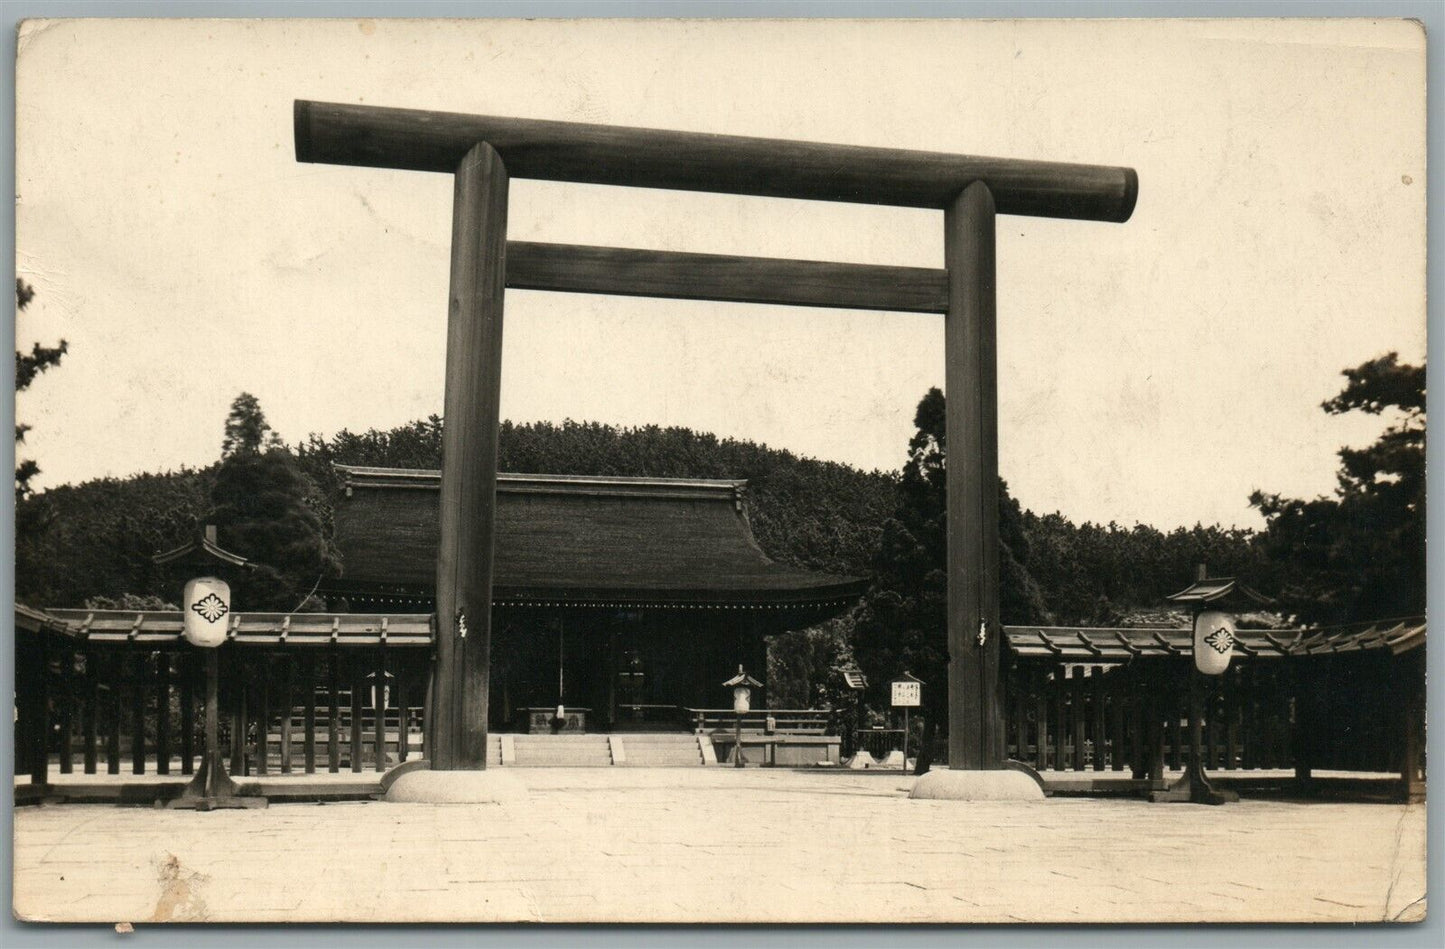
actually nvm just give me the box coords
[15,278,68,500]
[1251,353,1425,624]
[221,391,283,459]
[852,388,1051,772]
[210,394,339,610]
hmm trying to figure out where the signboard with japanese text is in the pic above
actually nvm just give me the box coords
[891,678,921,707]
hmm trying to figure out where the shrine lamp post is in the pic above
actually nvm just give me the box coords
[155,526,267,810]
[723,666,762,769]
[1149,565,1269,805]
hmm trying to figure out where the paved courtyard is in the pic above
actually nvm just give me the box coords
[12,768,1427,925]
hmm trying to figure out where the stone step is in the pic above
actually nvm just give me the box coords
[511,735,614,767]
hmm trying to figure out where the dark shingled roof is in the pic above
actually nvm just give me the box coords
[326,465,867,608]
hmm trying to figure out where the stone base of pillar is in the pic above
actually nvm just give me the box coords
[909,768,1045,801]
[383,766,526,804]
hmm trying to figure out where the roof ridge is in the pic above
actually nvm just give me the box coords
[334,463,747,492]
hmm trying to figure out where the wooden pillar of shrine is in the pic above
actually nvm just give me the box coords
[431,141,509,770]
[945,181,1003,771]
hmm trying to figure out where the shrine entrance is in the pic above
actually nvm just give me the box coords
[293,99,1137,776]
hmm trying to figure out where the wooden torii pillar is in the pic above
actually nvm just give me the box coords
[294,100,1137,775]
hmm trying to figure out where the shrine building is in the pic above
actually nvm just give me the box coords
[320,465,866,731]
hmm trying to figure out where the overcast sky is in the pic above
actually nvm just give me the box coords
[14,18,1426,529]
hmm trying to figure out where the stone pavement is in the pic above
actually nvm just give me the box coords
[12,768,1427,925]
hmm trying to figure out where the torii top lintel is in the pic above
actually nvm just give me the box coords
[294,100,1137,223]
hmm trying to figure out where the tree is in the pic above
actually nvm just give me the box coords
[1250,353,1426,625]
[221,391,283,459]
[851,388,1051,772]
[15,468,211,607]
[1020,513,1263,626]
[210,396,339,610]
[15,278,68,500]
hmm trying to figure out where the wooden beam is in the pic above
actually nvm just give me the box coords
[179,652,194,775]
[349,660,364,774]
[295,100,1138,222]
[945,180,1001,771]
[433,141,508,770]
[83,650,99,775]
[131,653,146,775]
[506,242,949,313]
[154,654,169,775]
[327,652,340,773]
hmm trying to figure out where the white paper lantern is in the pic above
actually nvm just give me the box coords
[733,685,752,713]
[1193,609,1236,676]
[182,576,231,648]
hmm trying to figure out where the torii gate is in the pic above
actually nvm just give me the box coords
[294,100,1136,792]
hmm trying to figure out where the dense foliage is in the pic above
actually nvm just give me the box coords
[1250,353,1426,625]
[209,448,341,612]
[22,350,1412,637]
[15,469,212,607]
[1021,515,1265,627]
[15,278,68,500]
[202,393,338,611]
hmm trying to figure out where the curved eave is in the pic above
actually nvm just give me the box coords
[43,609,434,648]
[152,536,251,568]
[1006,616,1426,661]
[324,576,869,610]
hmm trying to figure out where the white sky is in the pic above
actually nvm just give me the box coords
[14,18,1427,529]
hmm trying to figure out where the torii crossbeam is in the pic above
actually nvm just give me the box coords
[294,100,1137,780]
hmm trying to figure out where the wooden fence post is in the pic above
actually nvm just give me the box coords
[256,665,270,777]
[395,669,408,764]
[1033,667,1049,772]
[1128,663,1146,780]
[180,650,195,775]
[1071,667,1087,771]
[155,652,171,775]
[83,648,99,775]
[303,654,317,774]
[1052,670,1067,772]
[350,658,365,773]
[107,653,123,775]
[58,647,74,775]
[374,649,388,772]
[328,650,341,773]
[280,659,294,774]
[1146,667,1165,783]
[131,652,147,775]
[1092,668,1107,772]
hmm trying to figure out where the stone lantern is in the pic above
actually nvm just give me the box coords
[722,666,762,768]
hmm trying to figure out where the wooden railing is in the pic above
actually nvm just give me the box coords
[684,708,834,736]
[16,629,1422,796]
[1002,660,1295,777]
[1000,651,1422,784]
[13,633,430,782]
